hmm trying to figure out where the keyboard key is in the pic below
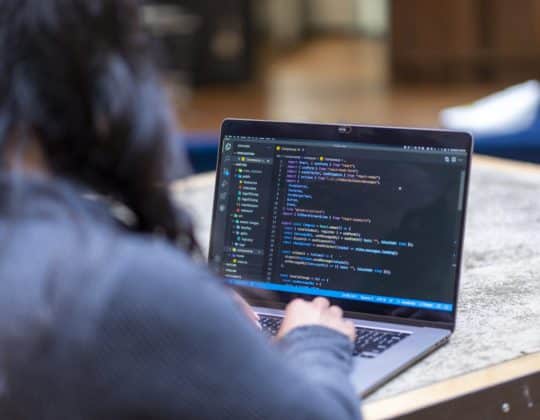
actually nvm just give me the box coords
[259,315,283,337]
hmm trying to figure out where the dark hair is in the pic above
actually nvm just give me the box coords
[0,0,198,252]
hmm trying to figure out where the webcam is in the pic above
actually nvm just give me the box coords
[337,125,352,134]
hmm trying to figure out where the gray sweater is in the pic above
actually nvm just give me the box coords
[0,178,361,419]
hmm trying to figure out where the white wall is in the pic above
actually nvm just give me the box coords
[264,0,305,45]
[308,0,388,35]
[308,0,357,31]
[261,0,389,46]
[356,0,388,37]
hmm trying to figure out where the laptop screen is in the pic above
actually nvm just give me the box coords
[210,120,472,324]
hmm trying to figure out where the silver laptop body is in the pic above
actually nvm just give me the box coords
[209,119,473,396]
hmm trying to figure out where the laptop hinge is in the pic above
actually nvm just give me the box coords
[343,311,454,331]
[251,302,454,331]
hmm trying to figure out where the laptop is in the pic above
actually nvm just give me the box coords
[208,119,473,396]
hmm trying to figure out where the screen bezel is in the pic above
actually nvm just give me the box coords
[209,119,474,331]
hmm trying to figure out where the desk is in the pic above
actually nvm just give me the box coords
[172,156,540,417]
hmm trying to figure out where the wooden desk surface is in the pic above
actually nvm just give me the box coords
[172,156,540,418]
[362,352,540,419]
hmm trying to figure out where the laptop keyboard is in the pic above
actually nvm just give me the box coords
[260,315,284,337]
[353,327,409,358]
[259,315,409,358]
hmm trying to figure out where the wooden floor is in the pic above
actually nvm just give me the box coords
[176,36,509,132]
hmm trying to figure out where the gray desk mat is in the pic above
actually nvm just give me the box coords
[172,162,540,401]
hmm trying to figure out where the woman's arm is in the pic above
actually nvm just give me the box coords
[93,240,361,420]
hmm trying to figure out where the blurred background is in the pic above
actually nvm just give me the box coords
[142,0,540,173]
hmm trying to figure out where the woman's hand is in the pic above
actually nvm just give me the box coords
[277,297,355,341]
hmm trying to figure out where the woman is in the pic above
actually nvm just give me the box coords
[0,1,360,418]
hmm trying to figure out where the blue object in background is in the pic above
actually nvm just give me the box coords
[471,102,540,164]
[474,119,540,164]
[182,132,219,173]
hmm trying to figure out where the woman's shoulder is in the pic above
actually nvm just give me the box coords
[96,226,227,318]
[111,230,216,295]
[2,208,219,331]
